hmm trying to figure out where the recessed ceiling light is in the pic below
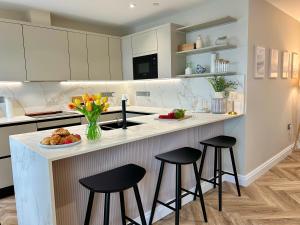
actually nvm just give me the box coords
[152,2,160,6]
[129,3,136,8]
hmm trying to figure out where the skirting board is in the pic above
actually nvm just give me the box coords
[224,144,294,187]
[134,182,213,224]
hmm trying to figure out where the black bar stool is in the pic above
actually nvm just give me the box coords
[79,164,147,225]
[195,135,241,211]
[148,147,208,225]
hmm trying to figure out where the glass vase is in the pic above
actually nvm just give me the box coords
[86,117,101,141]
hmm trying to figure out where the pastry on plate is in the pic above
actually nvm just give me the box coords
[40,137,51,145]
[53,128,70,137]
[50,134,61,145]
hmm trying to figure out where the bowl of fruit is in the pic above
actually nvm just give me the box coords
[39,128,82,149]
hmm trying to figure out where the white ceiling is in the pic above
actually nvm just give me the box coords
[266,0,300,22]
[0,0,204,26]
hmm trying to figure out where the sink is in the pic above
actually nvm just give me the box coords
[100,121,143,130]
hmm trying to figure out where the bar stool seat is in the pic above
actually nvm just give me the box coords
[200,135,236,148]
[155,147,202,165]
[80,164,146,193]
[149,147,207,225]
[79,164,147,225]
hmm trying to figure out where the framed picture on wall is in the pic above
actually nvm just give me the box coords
[282,51,290,79]
[254,46,266,78]
[292,53,299,79]
[269,49,279,78]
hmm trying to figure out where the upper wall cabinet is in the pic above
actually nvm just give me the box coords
[0,22,26,81]
[68,32,89,80]
[121,36,133,80]
[132,30,157,57]
[87,34,110,80]
[109,37,123,80]
[23,26,70,81]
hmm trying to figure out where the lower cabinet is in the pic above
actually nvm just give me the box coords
[0,123,37,193]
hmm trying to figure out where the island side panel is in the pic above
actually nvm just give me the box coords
[10,139,56,225]
[52,123,223,225]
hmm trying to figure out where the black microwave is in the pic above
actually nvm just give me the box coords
[133,54,158,80]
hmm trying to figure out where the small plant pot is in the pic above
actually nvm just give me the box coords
[185,67,193,75]
[214,92,225,99]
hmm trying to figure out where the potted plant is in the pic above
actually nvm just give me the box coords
[207,76,238,98]
[68,93,109,141]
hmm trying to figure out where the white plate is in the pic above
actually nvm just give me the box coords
[38,140,82,149]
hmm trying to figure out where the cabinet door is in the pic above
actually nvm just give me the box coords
[0,22,26,81]
[157,25,172,78]
[121,36,133,80]
[0,158,13,189]
[109,37,123,80]
[0,123,37,157]
[87,34,110,80]
[68,32,89,80]
[23,26,70,81]
[132,30,157,56]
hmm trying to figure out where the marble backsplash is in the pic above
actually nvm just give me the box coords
[0,76,244,117]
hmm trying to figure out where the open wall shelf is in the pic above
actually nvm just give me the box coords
[177,72,237,78]
[176,16,237,32]
[176,44,237,55]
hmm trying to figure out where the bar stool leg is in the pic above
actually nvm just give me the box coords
[103,193,110,225]
[178,164,182,209]
[193,163,208,222]
[213,147,218,189]
[119,191,126,225]
[218,148,222,211]
[230,148,241,197]
[194,145,207,201]
[175,164,181,225]
[133,185,147,225]
[84,191,94,225]
[149,161,165,225]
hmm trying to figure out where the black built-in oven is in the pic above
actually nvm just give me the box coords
[133,54,158,80]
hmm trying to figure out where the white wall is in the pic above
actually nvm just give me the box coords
[246,0,300,173]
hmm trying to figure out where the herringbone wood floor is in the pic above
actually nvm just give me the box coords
[1,151,300,225]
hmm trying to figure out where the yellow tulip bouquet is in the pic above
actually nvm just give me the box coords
[68,93,109,141]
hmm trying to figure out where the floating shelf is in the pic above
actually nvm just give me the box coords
[177,72,237,78]
[176,44,237,55]
[176,16,237,32]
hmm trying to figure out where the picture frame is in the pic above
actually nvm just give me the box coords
[254,46,266,78]
[282,51,290,79]
[269,49,279,78]
[292,53,299,79]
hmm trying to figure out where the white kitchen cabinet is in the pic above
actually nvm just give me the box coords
[132,30,157,56]
[157,25,172,78]
[0,22,26,81]
[0,158,13,189]
[109,37,123,80]
[23,26,70,81]
[68,32,89,80]
[87,34,110,80]
[0,123,37,157]
[121,36,133,80]
[0,123,37,189]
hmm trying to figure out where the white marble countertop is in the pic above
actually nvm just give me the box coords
[0,106,163,126]
[10,106,242,162]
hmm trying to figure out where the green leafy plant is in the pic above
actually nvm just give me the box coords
[207,76,238,93]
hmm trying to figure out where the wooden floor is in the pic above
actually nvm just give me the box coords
[2,151,300,225]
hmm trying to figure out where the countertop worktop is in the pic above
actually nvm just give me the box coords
[0,106,163,126]
[10,106,242,161]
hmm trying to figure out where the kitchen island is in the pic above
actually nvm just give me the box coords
[9,107,242,225]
